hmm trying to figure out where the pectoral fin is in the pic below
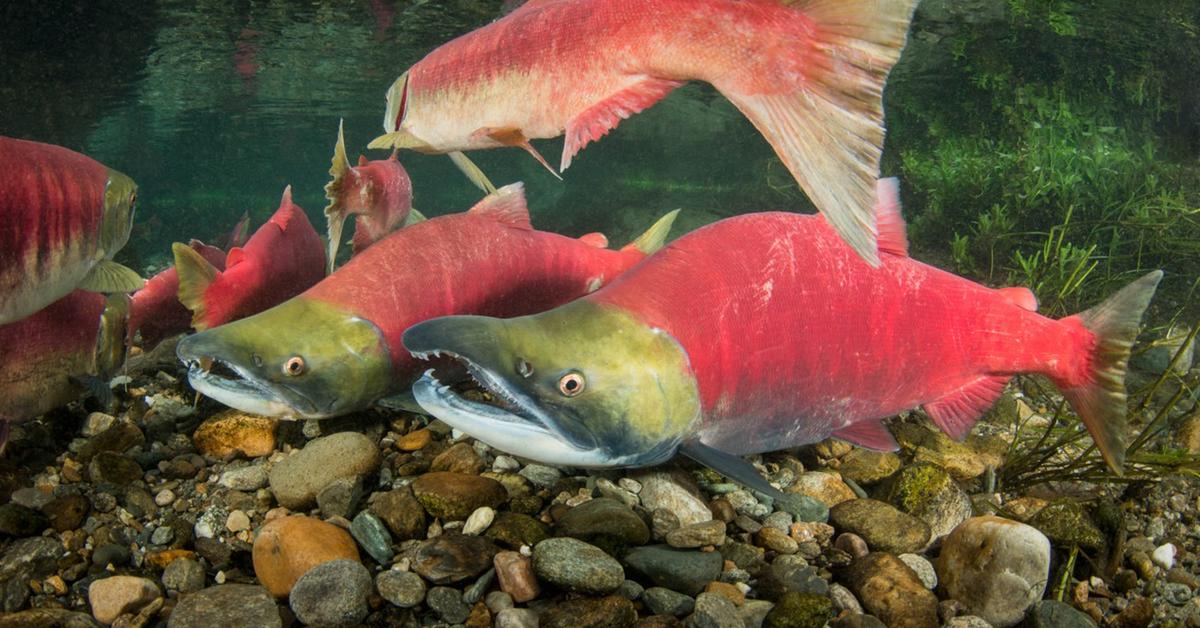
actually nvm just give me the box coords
[681,440,783,498]
[79,260,145,293]
[562,78,684,170]
[832,420,899,451]
[448,151,498,194]
[473,127,562,180]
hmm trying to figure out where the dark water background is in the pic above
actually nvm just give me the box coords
[2,0,1198,318]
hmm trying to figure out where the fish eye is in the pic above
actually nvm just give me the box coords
[557,371,585,397]
[252,354,264,368]
[516,358,533,378]
[283,356,306,377]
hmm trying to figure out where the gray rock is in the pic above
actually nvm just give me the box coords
[218,465,268,491]
[350,511,393,564]
[1023,600,1097,628]
[776,493,831,523]
[318,475,364,520]
[756,560,828,601]
[899,553,937,590]
[376,570,426,608]
[947,617,993,628]
[624,545,723,596]
[409,533,499,584]
[150,525,174,546]
[485,590,514,613]
[495,608,539,628]
[162,557,205,593]
[830,614,888,628]
[0,537,61,612]
[166,584,280,628]
[268,432,380,509]
[686,592,740,628]
[829,583,863,614]
[617,578,644,601]
[644,586,696,616]
[667,520,727,548]
[937,516,1050,628]
[739,599,775,628]
[288,559,372,628]
[463,567,495,604]
[87,452,143,485]
[532,537,624,594]
[556,498,650,546]
[0,608,101,628]
[518,463,562,488]
[426,586,470,624]
[636,470,713,526]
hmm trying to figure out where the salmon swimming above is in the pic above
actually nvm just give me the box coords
[324,121,424,273]
[127,240,229,351]
[369,0,918,266]
[175,183,678,419]
[403,179,1162,495]
[0,290,129,453]
[0,136,143,325]
[171,186,326,332]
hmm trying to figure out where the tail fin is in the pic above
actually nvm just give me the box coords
[623,209,680,255]
[718,0,918,267]
[325,120,354,273]
[173,242,220,331]
[1060,270,1163,473]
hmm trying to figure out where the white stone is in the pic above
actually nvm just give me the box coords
[87,576,160,624]
[154,489,176,507]
[936,516,1050,628]
[634,470,712,526]
[492,455,520,473]
[219,465,268,491]
[463,507,495,536]
[81,412,117,437]
[617,478,642,494]
[1152,543,1177,570]
[226,510,251,532]
[899,553,938,589]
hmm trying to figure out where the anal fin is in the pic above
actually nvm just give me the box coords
[561,78,685,170]
[403,208,427,226]
[578,232,608,248]
[923,375,1011,441]
[79,260,145,293]
[832,420,898,451]
[680,440,783,498]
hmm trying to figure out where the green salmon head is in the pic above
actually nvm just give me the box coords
[403,301,702,468]
[176,298,392,419]
[101,169,138,257]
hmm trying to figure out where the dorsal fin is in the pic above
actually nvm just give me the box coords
[579,232,608,248]
[998,287,1039,312]
[467,183,531,229]
[225,247,247,268]
[173,242,220,330]
[623,209,680,255]
[874,177,907,257]
[358,155,369,167]
[271,185,302,231]
[923,375,1011,441]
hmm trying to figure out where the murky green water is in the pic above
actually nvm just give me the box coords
[3,0,1198,314]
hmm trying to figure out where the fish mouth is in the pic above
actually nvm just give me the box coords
[408,343,613,467]
[178,347,321,419]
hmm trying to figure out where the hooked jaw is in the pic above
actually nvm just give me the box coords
[403,306,700,469]
[178,332,322,418]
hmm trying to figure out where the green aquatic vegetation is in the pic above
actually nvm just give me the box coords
[997,322,1200,492]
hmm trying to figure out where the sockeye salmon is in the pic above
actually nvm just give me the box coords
[369,0,918,265]
[0,135,142,325]
[128,241,228,350]
[175,183,677,419]
[325,121,423,272]
[0,290,129,452]
[403,180,1161,492]
[172,186,326,331]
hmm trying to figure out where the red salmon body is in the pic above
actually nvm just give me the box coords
[0,136,141,325]
[175,187,326,331]
[376,0,918,264]
[129,241,227,348]
[307,185,648,381]
[0,290,129,448]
